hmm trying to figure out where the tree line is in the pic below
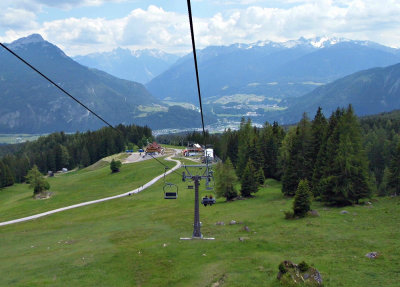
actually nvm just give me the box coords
[0,124,152,188]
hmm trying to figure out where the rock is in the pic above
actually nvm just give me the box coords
[366,201,372,205]
[238,237,248,242]
[340,210,349,214]
[229,220,237,225]
[215,221,225,226]
[277,260,322,286]
[365,252,380,259]
[242,226,250,232]
[308,210,320,217]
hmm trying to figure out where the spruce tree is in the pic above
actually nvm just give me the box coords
[386,143,400,196]
[310,107,327,173]
[240,160,258,197]
[255,166,265,186]
[236,118,253,179]
[293,179,313,217]
[320,105,371,205]
[312,108,343,198]
[215,158,238,201]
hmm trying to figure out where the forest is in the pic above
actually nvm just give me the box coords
[1,106,400,207]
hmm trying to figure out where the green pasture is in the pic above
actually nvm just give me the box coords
[0,134,44,144]
[0,158,399,286]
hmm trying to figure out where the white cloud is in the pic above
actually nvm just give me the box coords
[1,1,400,56]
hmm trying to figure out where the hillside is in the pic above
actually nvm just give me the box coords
[275,63,400,123]
[74,48,179,84]
[0,164,398,286]
[0,35,205,133]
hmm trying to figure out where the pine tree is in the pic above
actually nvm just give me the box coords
[293,179,313,218]
[310,107,327,172]
[240,160,258,197]
[312,108,343,198]
[386,143,400,196]
[255,166,265,186]
[320,105,371,205]
[215,158,238,201]
[236,118,253,179]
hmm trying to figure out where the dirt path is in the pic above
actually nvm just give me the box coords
[0,154,181,227]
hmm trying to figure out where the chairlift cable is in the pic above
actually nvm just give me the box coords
[186,0,207,149]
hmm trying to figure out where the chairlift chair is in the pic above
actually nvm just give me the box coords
[164,183,178,199]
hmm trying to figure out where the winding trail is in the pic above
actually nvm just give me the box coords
[0,154,181,227]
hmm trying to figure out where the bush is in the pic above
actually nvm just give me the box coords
[110,159,122,173]
[278,262,288,274]
[284,210,294,219]
[298,261,310,272]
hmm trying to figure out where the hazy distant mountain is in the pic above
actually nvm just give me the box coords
[272,62,400,124]
[0,34,204,133]
[74,48,179,84]
[146,37,400,104]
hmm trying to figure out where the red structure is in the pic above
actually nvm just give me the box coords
[145,142,164,154]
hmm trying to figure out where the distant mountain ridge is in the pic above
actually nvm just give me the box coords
[74,47,179,84]
[0,34,204,133]
[146,37,400,104]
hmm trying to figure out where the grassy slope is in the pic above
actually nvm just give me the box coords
[0,158,176,222]
[0,164,399,286]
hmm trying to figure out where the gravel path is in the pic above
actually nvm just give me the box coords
[0,154,181,227]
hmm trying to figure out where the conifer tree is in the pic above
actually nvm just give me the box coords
[320,105,371,205]
[386,143,400,196]
[312,108,343,198]
[255,166,265,186]
[240,160,258,197]
[293,179,313,218]
[215,158,238,200]
[310,107,327,172]
[236,118,253,179]
[281,113,313,197]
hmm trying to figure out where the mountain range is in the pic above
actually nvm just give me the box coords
[1,34,400,133]
[146,37,400,104]
[74,48,179,84]
[0,34,202,133]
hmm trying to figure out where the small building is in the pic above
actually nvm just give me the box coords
[182,143,204,157]
[145,142,164,154]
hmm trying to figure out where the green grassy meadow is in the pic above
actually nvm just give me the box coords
[0,158,399,286]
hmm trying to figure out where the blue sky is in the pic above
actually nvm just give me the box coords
[1,0,399,56]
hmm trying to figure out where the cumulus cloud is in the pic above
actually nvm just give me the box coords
[1,0,400,56]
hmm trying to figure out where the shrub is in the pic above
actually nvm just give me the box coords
[110,159,122,173]
[298,261,310,272]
